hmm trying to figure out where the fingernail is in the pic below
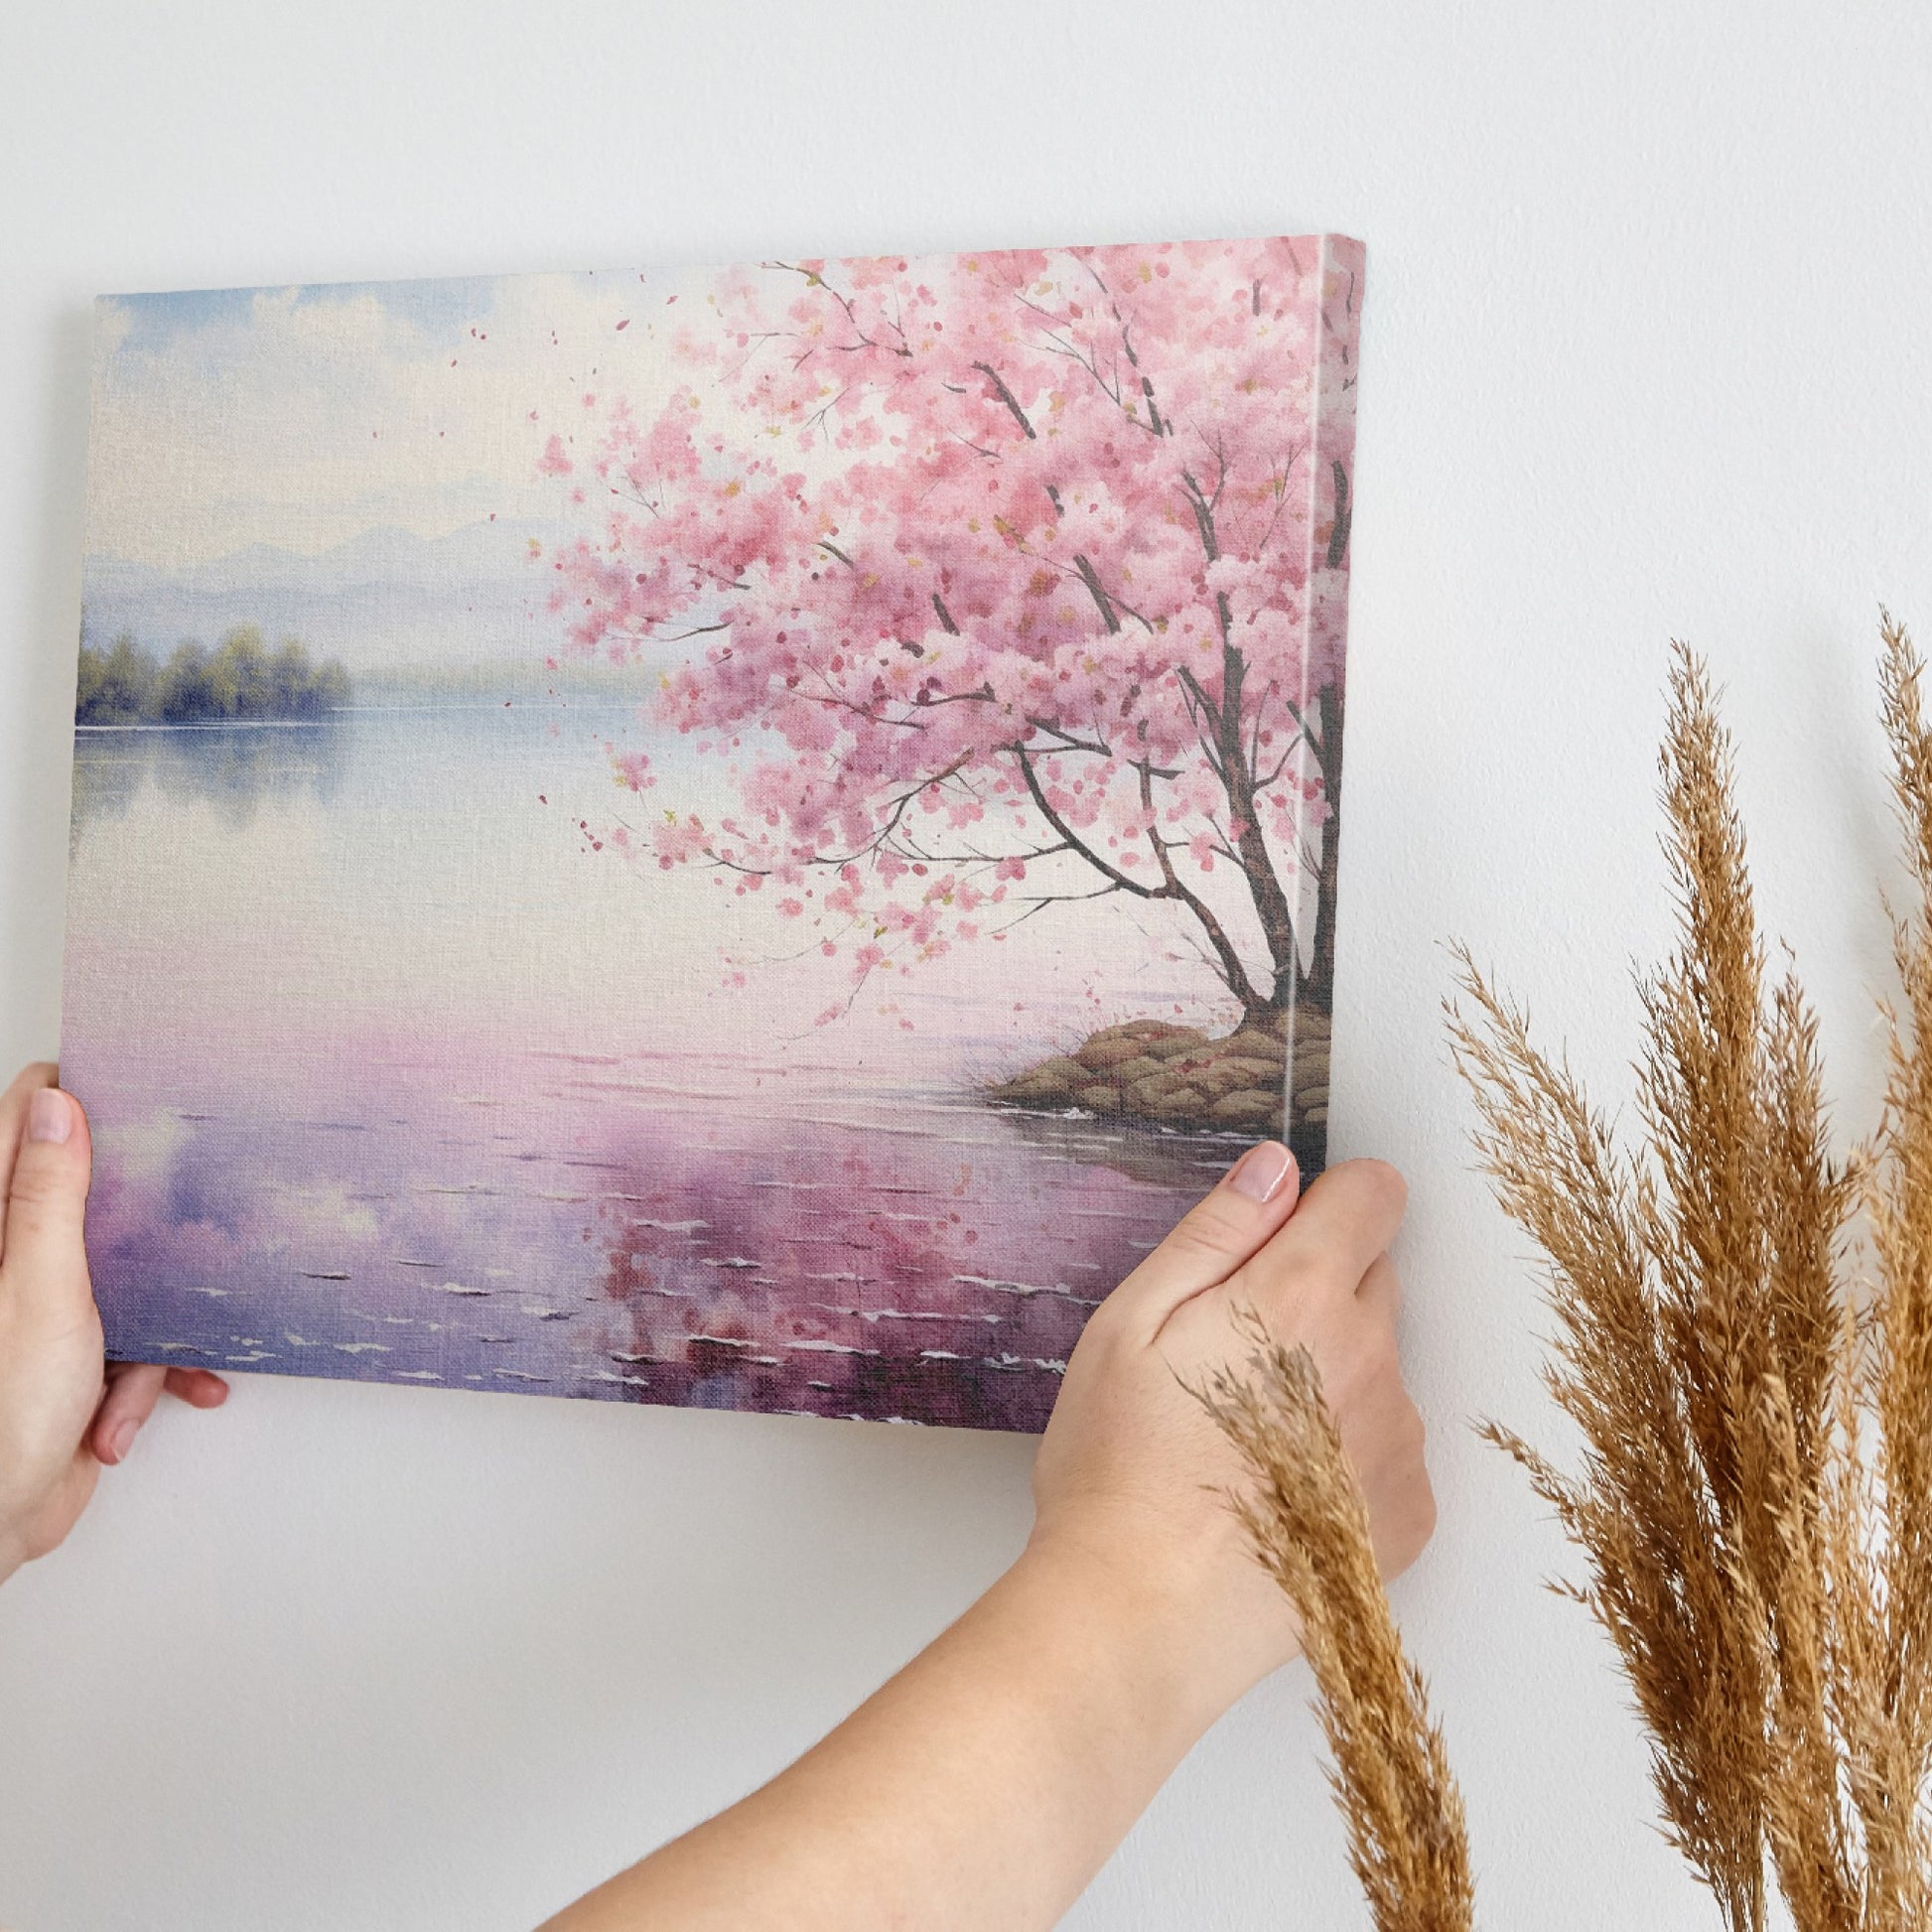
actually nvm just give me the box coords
[1229,1142,1295,1203]
[107,1418,138,1463]
[27,1089,72,1145]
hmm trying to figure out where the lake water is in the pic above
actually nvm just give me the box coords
[61,704,1246,1432]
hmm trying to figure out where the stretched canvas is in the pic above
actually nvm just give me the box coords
[60,235,1363,1432]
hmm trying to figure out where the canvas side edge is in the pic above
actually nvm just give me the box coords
[53,300,122,1076]
[1283,234,1365,1179]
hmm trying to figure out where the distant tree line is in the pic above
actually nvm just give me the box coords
[75,626,351,725]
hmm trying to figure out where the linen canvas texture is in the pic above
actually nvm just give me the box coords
[61,236,1363,1431]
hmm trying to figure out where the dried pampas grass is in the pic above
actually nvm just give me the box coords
[1447,617,1932,1930]
[1209,617,1932,1931]
[1200,1315,1475,1932]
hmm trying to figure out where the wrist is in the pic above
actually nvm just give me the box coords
[1004,1526,1290,1748]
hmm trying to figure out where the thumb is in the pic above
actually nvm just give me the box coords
[2,1084,95,1318]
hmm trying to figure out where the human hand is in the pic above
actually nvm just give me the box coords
[1027,1145,1434,1724]
[541,1144,1433,1932]
[0,1063,228,1584]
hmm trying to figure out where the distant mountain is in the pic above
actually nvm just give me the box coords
[79,517,589,672]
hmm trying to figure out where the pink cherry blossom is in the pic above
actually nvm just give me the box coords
[547,236,1362,1017]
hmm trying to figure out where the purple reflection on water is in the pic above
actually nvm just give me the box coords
[83,1046,1227,1432]
[65,709,1247,1434]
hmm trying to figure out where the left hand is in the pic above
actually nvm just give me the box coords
[0,1062,228,1584]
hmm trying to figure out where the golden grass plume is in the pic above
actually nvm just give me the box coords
[1199,1311,1475,1932]
[1447,616,1932,1930]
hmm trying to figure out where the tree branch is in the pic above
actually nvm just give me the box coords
[1073,554,1121,635]
[972,361,1036,441]
[1012,746,1156,900]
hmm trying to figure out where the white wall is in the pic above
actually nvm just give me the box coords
[3,3,1928,1924]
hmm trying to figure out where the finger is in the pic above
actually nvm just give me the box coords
[163,1366,230,1409]
[93,1361,168,1464]
[1355,1252,1402,1319]
[1,1084,94,1322]
[91,1364,229,1465]
[1103,1141,1301,1335]
[1240,1159,1408,1308]
[0,1063,61,1261]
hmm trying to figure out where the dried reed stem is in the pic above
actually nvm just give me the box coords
[1199,1314,1475,1932]
[1449,620,1932,1930]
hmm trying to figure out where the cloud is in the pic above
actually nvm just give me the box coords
[84,267,688,568]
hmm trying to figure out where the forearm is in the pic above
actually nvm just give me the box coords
[542,1541,1240,1932]
[537,1150,1430,1931]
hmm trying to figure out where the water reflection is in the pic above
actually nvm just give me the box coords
[70,722,350,845]
[65,704,1225,1434]
[990,1104,1243,1192]
[587,1105,1126,1430]
[82,1056,1200,1432]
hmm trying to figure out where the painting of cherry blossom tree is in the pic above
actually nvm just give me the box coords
[61,234,1362,1432]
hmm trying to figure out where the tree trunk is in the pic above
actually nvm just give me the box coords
[1303,678,1344,1015]
[1216,624,1303,1011]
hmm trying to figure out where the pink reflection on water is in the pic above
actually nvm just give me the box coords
[75,1034,1213,1432]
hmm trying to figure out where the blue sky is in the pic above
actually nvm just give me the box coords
[105,274,505,357]
[85,264,693,569]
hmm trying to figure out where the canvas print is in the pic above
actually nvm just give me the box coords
[60,235,1363,1432]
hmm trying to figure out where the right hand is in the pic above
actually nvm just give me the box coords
[1028,1145,1435,1720]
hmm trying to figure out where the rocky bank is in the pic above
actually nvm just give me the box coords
[987,1007,1331,1138]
